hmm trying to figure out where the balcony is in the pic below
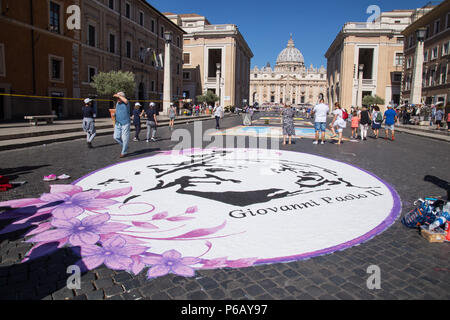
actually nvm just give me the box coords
[354,79,377,88]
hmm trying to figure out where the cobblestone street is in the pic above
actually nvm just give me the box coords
[0,114,449,300]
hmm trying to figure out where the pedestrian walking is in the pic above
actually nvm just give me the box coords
[359,106,371,141]
[351,110,359,139]
[312,99,329,145]
[435,107,444,130]
[384,105,398,141]
[132,103,142,141]
[169,102,176,130]
[143,102,158,142]
[281,104,296,145]
[371,106,383,139]
[213,103,224,130]
[82,98,96,148]
[330,102,346,145]
[113,92,131,158]
[430,105,436,126]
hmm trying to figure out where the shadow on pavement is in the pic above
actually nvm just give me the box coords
[0,246,84,300]
[424,175,450,200]
[126,148,160,158]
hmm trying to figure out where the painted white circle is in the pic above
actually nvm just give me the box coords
[74,149,401,266]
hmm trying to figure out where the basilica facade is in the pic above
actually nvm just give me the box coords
[250,36,327,106]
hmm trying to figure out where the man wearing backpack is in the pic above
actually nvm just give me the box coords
[371,106,383,139]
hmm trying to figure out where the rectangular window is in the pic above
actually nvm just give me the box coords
[394,53,403,66]
[393,72,402,83]
[177,37,180,48]
[109,34,115,54]
[424,50,428,62]
[151,80,155,92]
[125,2,131,19]
[0,43,5,77]
[88,66,97,83]
[49,56,64,82]
[176,63,180,75]
[126,41,132,58]
[435,19,440,35]
[49,1,61,33]
[139,11,144,26]
[161,26,164,38]
[88,25,96,47]
[183,53,191,65]
[432,46,438,60]
[183,71,191,80]
[406,57,413,69]
[447,13,450,29]
[443,41,449,56]
[139,47,144,62]
[108,0,114,10]
[151,20,155,33]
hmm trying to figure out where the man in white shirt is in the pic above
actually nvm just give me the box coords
[312,99,329,145]
[213,103,224,129]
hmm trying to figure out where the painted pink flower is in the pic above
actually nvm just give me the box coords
[27,213,129,246]
[41,190,118,220]
[80,236,147,271]
[142,250,201,278]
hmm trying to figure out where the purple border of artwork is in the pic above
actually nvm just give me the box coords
[72,148,402,266]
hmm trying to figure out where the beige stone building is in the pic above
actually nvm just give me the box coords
[0,0,184,119]
[250,36,327,106]
[164,13,253,107]
[325,10,418,112]
[402,0,450,105]
[81,0,185,114]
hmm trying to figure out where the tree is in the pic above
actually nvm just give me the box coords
[196,91,219,105]
[362,95,384,106]
[90,71,136,99]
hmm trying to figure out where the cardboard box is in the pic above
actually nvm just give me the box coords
[420,226,446,243]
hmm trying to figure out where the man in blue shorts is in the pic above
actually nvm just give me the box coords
[312,99,329,145]
[384,105,398,141]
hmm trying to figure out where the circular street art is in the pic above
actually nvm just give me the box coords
[2,149,401,280]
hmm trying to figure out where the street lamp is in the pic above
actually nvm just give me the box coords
[416,27,427,42]
[410,27,427,106]
[216,63,221,106]
[357,64,364,107]
[163,31,173,115]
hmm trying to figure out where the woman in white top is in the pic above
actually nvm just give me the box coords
[330,102,346,145]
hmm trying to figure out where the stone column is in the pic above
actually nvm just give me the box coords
[410,37,425,105]
[163,41,171,115]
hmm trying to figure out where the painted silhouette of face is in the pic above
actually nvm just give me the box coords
[143,150,370,206]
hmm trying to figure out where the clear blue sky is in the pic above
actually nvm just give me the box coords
[150,0,436,69]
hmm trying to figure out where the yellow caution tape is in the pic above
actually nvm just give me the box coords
[0,93,168,103]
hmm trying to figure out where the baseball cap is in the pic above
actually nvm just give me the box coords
[135,102,142,107]
[149,102,155,107]
[84,98,93,104]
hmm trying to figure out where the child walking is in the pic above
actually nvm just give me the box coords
[351,111,359,139]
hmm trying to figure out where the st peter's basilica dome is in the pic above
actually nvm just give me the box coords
[276,35,305,66]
